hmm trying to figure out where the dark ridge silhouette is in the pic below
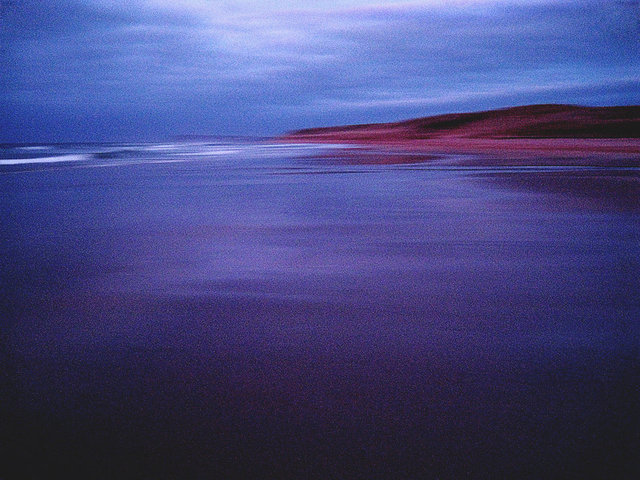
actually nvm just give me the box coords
[285,104,640,140]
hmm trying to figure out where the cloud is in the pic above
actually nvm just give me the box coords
[2,1,639,140]
[310,76,640,111]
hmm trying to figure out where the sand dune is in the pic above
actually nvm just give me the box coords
[282,104,640,158]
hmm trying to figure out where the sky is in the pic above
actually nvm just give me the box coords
[1,0,639,141]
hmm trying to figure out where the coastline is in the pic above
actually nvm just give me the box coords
[280,104,640,164]
[279,137,640,165]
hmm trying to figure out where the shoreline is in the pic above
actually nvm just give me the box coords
[279,137,640,165]
[280,104,640,164]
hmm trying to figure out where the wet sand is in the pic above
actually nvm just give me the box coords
[2,142,639,479]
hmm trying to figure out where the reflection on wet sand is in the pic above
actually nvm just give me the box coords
[2,144,639,479]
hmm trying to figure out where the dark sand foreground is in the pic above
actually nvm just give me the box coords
[2,141,639,479]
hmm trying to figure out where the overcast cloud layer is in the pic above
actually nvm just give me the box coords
[2,0,639,141]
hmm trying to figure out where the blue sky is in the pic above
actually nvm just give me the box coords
[2,0,639,141]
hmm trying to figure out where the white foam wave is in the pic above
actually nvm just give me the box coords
[175,149,239,156]
[141,144,182,151]
[18,146,52,151]
[0,154,90,165]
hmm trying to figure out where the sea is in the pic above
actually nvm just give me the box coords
[1,141,639,479]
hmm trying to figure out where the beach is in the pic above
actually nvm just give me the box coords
[280,137,640,163]
[5,0,640,476]
[2,142,639,478]
[281,104,640,163]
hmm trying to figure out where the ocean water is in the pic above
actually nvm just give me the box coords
[1,141,639,479]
